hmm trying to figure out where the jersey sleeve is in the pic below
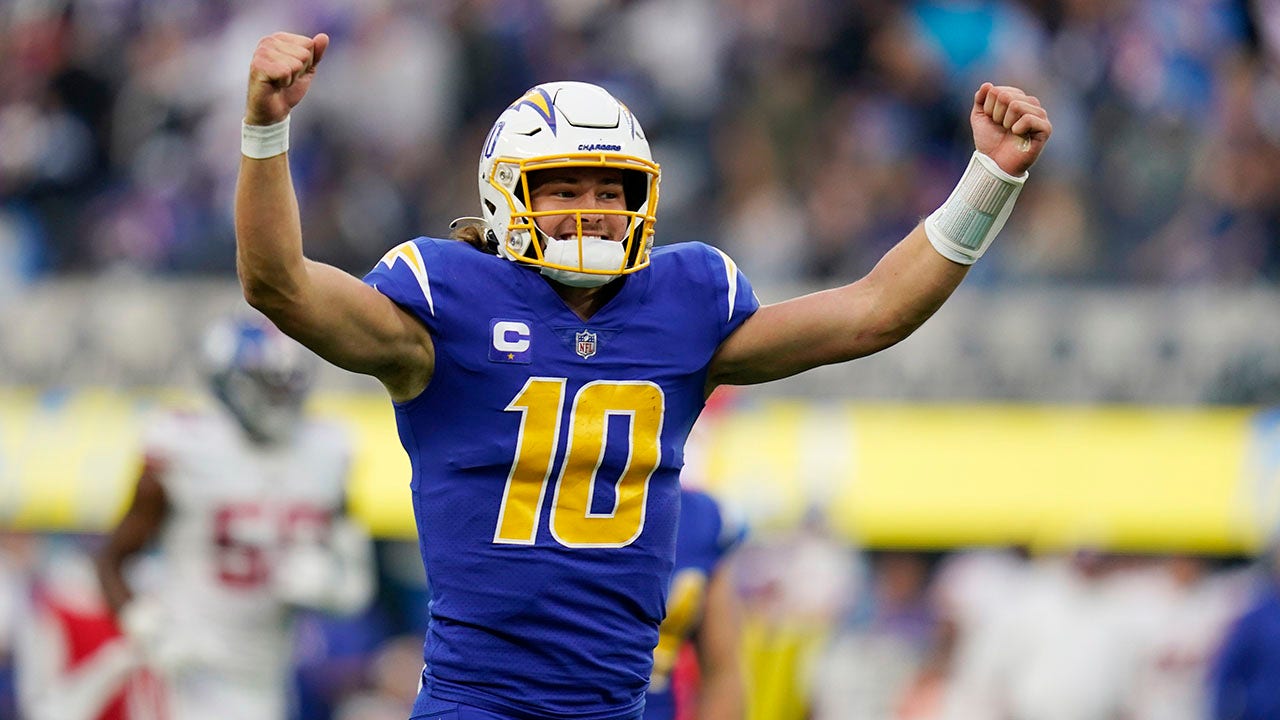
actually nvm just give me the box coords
[362,237,441,330]
[697,243,759,342]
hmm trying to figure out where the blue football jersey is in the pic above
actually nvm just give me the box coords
[645,489,747,720]
[363,238,758,719]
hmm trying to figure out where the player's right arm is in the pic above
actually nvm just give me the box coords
[95,458,168,614]
[235,32,433,402]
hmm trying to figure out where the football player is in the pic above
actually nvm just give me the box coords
[94,311,375,720]
[235,31,1051,720]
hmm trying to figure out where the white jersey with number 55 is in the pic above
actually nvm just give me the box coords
[142,408,354,716]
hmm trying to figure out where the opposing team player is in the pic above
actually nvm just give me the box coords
[94,311,375,720]
[235,31,1051,719]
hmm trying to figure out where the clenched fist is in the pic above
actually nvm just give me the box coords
[245,32,329,126]
[971,82,1052,177]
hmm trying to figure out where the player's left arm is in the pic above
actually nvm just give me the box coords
[328,515,376,613]
[692,556,745,720]
[310,446,376,614]
[273,515,376,615]
[275,441,375,615]
[706,84,1050,389]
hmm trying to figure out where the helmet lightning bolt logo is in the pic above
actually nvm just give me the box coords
[509,88,557,135]
[619,101,639,139]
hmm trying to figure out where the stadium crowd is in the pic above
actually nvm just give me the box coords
[2,0,1280,292]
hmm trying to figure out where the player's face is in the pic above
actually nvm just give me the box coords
[527,168,629,246]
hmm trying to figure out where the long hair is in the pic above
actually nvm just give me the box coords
[449,219,497,254]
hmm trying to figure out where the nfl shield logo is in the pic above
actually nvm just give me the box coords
[575,330,597,359]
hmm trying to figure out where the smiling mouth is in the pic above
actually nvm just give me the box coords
[560,233,616,243]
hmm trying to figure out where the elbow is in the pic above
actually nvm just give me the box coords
[239,275,278,313]
[853,263,953,355]
[877,321,919,351]
[237,262,302,320]
[856,289,938,356]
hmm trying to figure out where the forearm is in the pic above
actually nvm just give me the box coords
[709,226,966,387]
[776,228,968,362]
[96,466,167,616]
[234,154,310,315]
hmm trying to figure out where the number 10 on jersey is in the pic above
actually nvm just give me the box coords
[495,377,665,548]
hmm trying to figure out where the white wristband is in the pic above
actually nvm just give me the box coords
[924,151,1027,264]
[241,116,290,159]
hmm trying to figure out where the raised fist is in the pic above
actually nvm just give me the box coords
[971,82,1052,177]
[245,31,329,126]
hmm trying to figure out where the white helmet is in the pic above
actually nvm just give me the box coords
[202,312,317,444]
[477,81,660,285]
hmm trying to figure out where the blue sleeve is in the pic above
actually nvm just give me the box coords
[694,243,759,342]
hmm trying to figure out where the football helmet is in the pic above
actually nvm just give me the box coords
[202,312,317,444]
[477,81,660,286]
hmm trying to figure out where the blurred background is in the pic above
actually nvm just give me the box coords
[5,0,1280,718]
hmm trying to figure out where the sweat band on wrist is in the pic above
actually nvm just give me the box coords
[241,116,290,159]
[924,151,1027,264]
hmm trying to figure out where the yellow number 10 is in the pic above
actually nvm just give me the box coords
[495,377,665,548]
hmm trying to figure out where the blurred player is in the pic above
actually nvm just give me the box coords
[646,489,746,720]
[235,30,1050,719]
[1122,555,1250,720]
[94,311,375,720]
